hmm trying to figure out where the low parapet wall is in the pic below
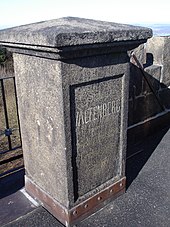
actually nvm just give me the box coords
[128,35,170,145]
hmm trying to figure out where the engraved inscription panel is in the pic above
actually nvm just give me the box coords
[72,75,123,197]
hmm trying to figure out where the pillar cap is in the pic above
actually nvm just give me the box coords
[0,17,152,48]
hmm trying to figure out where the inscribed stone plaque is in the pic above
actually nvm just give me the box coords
[71,75,123,198]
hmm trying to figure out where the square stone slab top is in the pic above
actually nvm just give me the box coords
[0,17,152,48]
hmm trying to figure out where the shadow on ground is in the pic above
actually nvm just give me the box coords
[0,169,25,199]
[126,125,170,189]
[0,123,170,199]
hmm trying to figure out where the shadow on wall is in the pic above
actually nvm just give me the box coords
[0,169,25,199]
[126,50,170,188]
[128,53,170,132]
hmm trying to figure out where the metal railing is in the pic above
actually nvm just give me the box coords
[0,77,23,176]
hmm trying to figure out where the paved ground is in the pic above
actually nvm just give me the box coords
[1,127,170,227]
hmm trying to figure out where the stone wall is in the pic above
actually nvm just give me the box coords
[128,36,170,144]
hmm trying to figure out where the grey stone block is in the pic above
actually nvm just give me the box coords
[146,36,170,87]
[13,54,69,206]
[143,65,162,93]
[162,37,170,86]
[0,17,152,226]
[0,17,152,48]
[132,44,146,65]
[146,37,164,65]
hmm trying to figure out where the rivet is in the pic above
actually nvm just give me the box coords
[84,204,88,208]
[73,210,77,216]
[110,188,114,193]
[97,196,102,201]
[120,182,123,187]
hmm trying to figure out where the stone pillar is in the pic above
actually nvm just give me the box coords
[0,17,152,226]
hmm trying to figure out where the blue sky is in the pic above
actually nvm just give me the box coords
[0,0,170,29]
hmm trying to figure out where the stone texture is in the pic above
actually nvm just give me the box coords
[132,44,146,65]
[75,77,122,196]
[146,37,164,65]
[146,36,170,86]
[162,37,170,86]
[13,50,130,208]
[60,53,129,205]
[13,54,69,207]
[0,17,152,48]
[0,18,152,225]
[143,65,162,93]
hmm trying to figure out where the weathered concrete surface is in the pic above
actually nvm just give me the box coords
[146,36,170,86]
[144,65,162,89]
[131,43,146,65]
[0,17,152,225]
[146,37,164,66]
[13,54,69,207]
[61,53,129,205]
[162,37,170,86]
[0,17,152,47]
[13,51,130,208]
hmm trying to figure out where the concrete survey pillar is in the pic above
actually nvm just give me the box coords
[0,17,152,226]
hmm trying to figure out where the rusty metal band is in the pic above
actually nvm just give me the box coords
[69,177,126,223]
[25,176,126,226]
[25,176,69,225]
